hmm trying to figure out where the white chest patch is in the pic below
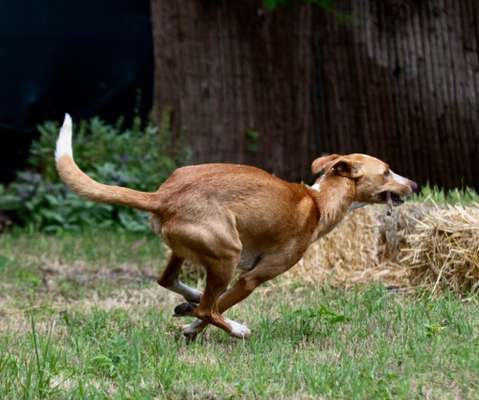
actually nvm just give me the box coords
[349,202,367,212]
[149,214,162,235]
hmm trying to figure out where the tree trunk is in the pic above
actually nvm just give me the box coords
[150,0,314,181]
[151,0,479,188]
[312,0,479,188]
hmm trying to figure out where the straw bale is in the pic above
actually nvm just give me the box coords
[283,203,432,288]
[400,204,479,294]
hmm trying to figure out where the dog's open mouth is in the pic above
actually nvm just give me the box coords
[380,191,404,206]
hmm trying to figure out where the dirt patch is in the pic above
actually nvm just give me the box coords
[0,284,182,333]
[37,259,157,288]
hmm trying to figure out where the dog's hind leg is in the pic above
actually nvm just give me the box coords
[182,269,263,339]
[189,255,250,338]
[157,254,202,303]
[182,254,294,339]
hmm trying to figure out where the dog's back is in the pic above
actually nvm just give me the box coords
[156,163,318,246]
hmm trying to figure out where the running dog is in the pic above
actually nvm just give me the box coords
[55,114,417,340]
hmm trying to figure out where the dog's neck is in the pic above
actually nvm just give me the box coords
[308,176,356,242]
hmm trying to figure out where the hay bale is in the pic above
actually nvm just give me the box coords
[286,202,479,295]
[400,204,479,294]
[375,203,431,262]
[285,207,381,286]
[284,203,431,289]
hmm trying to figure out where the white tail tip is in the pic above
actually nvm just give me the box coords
[55,113,73,161]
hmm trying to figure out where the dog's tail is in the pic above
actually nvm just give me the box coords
[55,114,159,212]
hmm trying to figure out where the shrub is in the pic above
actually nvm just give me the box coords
[0,114,190,233]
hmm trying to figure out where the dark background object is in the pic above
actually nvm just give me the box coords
[311,0,479,189]
[0,0,153,183]
[150,0,315,183]
[150,0,479,189]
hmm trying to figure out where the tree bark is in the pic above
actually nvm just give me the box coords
[150,0,479,188]
[312,0,479,188]
[150,0,314,181]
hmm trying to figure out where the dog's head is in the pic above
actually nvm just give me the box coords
[311,153,418,206]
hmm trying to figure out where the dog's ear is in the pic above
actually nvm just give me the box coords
[330,158,363,179]
[311,154,340,175]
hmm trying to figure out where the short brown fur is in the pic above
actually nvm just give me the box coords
[57,140,416,339]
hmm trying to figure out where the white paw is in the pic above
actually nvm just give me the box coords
[182,319,204,336]
[225,318,251,339]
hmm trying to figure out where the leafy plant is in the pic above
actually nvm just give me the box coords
[412,184,479,205]
[245,130,260,153]
[0,113,190,233]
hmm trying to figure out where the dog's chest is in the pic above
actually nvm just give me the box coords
[149,214,162,235]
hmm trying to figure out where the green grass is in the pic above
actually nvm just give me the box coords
[1,230,479,399]
[412,184,479,205]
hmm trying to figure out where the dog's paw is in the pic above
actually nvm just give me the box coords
[182,319,202,334]
[225,319,251,339]
[174,302,197,317]
[181,319,207,342]
[182,329,199,342]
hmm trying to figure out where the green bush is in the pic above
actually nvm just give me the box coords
[0,114,190,233]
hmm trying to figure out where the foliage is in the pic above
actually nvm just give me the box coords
[245,130,260,153]
[0,114,190,233]
[412,184,479,205]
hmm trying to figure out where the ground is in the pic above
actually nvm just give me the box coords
[1,230,478,399]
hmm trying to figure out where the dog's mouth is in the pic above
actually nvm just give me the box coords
[380,191,404,206]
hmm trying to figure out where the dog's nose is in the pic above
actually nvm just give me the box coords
[410,180,420,193]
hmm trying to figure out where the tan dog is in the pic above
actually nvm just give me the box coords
[55,115,417,339]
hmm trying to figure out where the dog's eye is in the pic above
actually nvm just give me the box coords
[384,170,391,177]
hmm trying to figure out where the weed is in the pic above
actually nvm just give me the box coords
[0,113,190,233]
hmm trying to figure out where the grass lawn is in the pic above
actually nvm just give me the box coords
[1,230,479,399]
